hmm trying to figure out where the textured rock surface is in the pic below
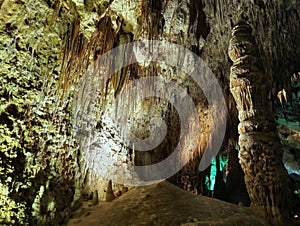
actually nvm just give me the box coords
[0,0,79,224]
[67,181,270,226]
[279,125,300,175]
[228,22,289,224]
[0,0,299,225]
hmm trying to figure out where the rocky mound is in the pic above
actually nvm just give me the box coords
[67,181,269,226]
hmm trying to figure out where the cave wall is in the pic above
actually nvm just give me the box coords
[0,0,91,224]
[0,0,299,225]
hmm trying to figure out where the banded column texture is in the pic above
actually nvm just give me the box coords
[228,22,289,224]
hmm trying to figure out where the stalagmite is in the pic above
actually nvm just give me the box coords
[105,180,116,201]
[92,190,99,205]
[228,22,289,225]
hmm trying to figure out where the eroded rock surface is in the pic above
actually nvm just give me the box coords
[68,181,270,226]
[228,22,289,224]
[0,0,299,225]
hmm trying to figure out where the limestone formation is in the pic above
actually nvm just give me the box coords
[105,180,116,202]
[228,22,289,224]
[92,190,98,205]
[0,0,299,225]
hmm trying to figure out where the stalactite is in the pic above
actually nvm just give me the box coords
[113,32,133,97]
[139,0,164,40]
[59,12,92,104]
[189,0,210,43]
[228,22,289,225]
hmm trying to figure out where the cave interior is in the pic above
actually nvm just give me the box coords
[0,0,300,225]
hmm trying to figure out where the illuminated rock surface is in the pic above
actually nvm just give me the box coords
[68,181,269,226]
[0,0,299,225]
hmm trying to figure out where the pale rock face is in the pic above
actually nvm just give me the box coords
[164,0,190,37]
[109,0,142,33]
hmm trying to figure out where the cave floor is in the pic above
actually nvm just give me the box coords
[67,181,269,226]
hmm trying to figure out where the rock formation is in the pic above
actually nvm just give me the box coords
[228,22,289,224]
[0,0,299,225]
[68,181,270,226]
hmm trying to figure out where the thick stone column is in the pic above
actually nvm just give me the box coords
[228,22,289,224]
